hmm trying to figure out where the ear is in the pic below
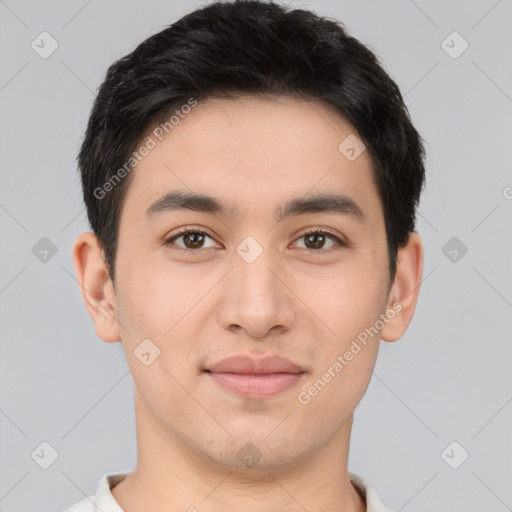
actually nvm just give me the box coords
[380,231,424,342]
[72,231,121,343]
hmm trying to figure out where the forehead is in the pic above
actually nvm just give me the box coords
[122,95,380,222]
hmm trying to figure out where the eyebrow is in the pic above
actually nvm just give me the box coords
[145,190,365,223]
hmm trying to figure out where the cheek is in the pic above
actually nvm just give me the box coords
[292,262,386,407]
[297,260,388,337]
[296,279,382,420]
[114,262,206,393]
[116,253,199,337]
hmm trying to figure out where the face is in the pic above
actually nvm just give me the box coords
[79,95,417,472]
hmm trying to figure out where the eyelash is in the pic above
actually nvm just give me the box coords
[163,227,347,254]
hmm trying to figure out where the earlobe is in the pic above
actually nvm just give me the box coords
[380,232,424,343]
[72,232,121,343]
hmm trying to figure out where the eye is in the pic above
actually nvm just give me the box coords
[163,227,347,254]
[292,228,345,252]
[164,228,219,252]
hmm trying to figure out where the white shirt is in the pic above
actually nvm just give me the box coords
[62,471,395,512]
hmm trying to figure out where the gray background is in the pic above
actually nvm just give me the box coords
[0,0,511,511]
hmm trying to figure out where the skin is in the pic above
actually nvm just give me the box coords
[73,94,423,512]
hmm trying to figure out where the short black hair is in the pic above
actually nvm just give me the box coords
[78,0,426,286]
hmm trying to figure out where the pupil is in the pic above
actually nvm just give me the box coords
[186,233,203,248]
[306,234,324,249]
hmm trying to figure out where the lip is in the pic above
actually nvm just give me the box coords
[206,355,305,374]
[204,355,306,399]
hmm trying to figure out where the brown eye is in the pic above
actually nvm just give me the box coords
[294,229,344,252]
[164,229,218,251]
[182,232,205,248]
[304,232,329,249]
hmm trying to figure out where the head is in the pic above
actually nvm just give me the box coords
[73,0,424,473]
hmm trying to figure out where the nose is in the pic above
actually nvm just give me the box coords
[217,246,296,339]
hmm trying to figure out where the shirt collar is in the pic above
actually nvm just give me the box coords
[348,472,394,512]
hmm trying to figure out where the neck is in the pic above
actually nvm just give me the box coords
[111,390,366,512]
